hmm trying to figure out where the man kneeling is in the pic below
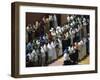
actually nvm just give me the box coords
[63,49,72,65]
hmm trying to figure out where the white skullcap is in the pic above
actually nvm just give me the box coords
[67,16,70,21]
[79,40,83,45]
[36,40,40,45]
[78,42,81,45]
[26,26,29,30]
[70,22,73,26]
[70,15,74,20]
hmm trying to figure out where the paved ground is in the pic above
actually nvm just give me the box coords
[48,57,64,66]
[48,56,89,66]
[79,56,89,64]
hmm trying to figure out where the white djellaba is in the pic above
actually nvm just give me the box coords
[58,38,63,56]
[51,41,57,60]
[65,24,70,30]
[26,26,30,43]
[69,28,72,44]
[81,39,87,59]
[67,16,70,22]
[78,40,86,60]
[27,53,32,62]
[26,26,30,32]
[56,26,62,38]
[50,28,56,40]
[61,27,64,32]
[43,44,48,53]
[70,15,74,20]
[63,51,70,62]
[53,14,58,28]
[47,43,53,62]
[31,49,38,62]
[40,46,46,66]
[59,27,62,34]
[56,26,60,38]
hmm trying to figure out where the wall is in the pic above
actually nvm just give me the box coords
[61,14,68,25]
[26,13,61,26]
[0,0,100,80]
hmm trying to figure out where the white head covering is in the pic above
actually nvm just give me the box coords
[67,16,70,22]
[78,40,83,46]
[56,26,60,30]
[26,26,30,32]
[68,46,74,54]
[50,28,54,32]
[36,40,40,45]
[65,25,69,29]
[72,21,75,25]
[49,15,53,21]
[70,15,74,20]
[70,22,73,26]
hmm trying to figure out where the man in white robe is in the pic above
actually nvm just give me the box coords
[51,41,57,60]
[31,49,38,66]
[58,38,63,56]
[43,43,48,65]
[40,45,46,66]
[63,49,72,65]
[47,42,53,63]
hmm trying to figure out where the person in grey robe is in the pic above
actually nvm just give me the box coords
[40,44,46,66]
[47,41,53,63]
[53,14,58,28]
[51,40,57,60]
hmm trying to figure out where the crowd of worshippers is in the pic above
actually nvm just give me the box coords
[26,14,90,67]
